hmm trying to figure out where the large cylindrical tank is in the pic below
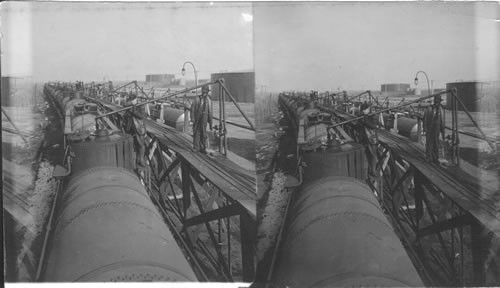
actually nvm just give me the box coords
[210,72,255,103]
[396,117,419,141]
[148,105,186,131]
[446,82,481,112]
[301,143,367,182]
[70,132,135,172]
[162,107,185,131]
[271,176,423,287]
[42,167,197,282]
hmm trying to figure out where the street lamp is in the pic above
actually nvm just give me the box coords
[181,61,198,93]
[414,70,432,97]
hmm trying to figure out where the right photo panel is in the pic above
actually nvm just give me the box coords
[254,2,500,287]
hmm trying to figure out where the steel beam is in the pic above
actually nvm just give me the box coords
[183,204,240,228]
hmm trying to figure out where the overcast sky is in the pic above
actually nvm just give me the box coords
[254,2,499,93]
[1,2,253,82]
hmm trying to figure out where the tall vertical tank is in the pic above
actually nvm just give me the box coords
[446,81,482,112]
[210,72,255,103]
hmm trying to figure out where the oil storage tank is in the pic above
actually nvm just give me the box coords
[210,72,255,103]
[446,81,484,112]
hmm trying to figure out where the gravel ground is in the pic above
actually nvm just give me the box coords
[17,160,57,281]
[256,171,288,262]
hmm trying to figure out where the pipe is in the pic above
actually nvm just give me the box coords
[328,90,451,129]
[217,80,255,131]
[95,81,217,120]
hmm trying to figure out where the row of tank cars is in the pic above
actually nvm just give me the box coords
[266,94,424,287]
[39,82,423,285]
[40,83,198,282]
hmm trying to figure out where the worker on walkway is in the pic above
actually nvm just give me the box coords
[191,85,213,154]
[358,101,379,178]
[423,95,445,164]
[124,100,147,168]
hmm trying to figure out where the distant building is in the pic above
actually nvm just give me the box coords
[210,72,255,103]
[381,83,411,97]
[145,74,175,84]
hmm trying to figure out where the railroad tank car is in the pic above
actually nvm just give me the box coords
[271,176,423,287]
[40,83,198,282]
[271,94,423,287]
[396,116,419,141]
[149,103,187,131]
[382,114,419,141]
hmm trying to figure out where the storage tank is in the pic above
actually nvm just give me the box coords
[381,83,411,96]
[446,81,483,112]
[210,72,255,103]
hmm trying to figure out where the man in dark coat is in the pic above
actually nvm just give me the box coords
[191,85,213,153]
[358,101,379,177]
[125,103,147,167]
[423,95,445,164]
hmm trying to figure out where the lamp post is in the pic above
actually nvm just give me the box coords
[414,70,432,96]
[181,61,198,93]
[181,61,198,134]
[414,70,432,145]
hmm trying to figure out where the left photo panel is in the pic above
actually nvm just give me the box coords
[1,1,256,284]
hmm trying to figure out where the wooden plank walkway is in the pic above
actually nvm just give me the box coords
[145,119,256,218]
[90,98,256,218]
[377,129,500,236]
[332,109,500,237]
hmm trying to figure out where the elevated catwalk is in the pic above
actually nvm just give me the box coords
[94,98,256,218]
[334,109,499,238]
[144,119,256,218]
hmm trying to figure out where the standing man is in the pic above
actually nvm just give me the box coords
[358,101,379,177]
[191,85,213,153]
[423,95,445,164]
[125,103,147,168]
